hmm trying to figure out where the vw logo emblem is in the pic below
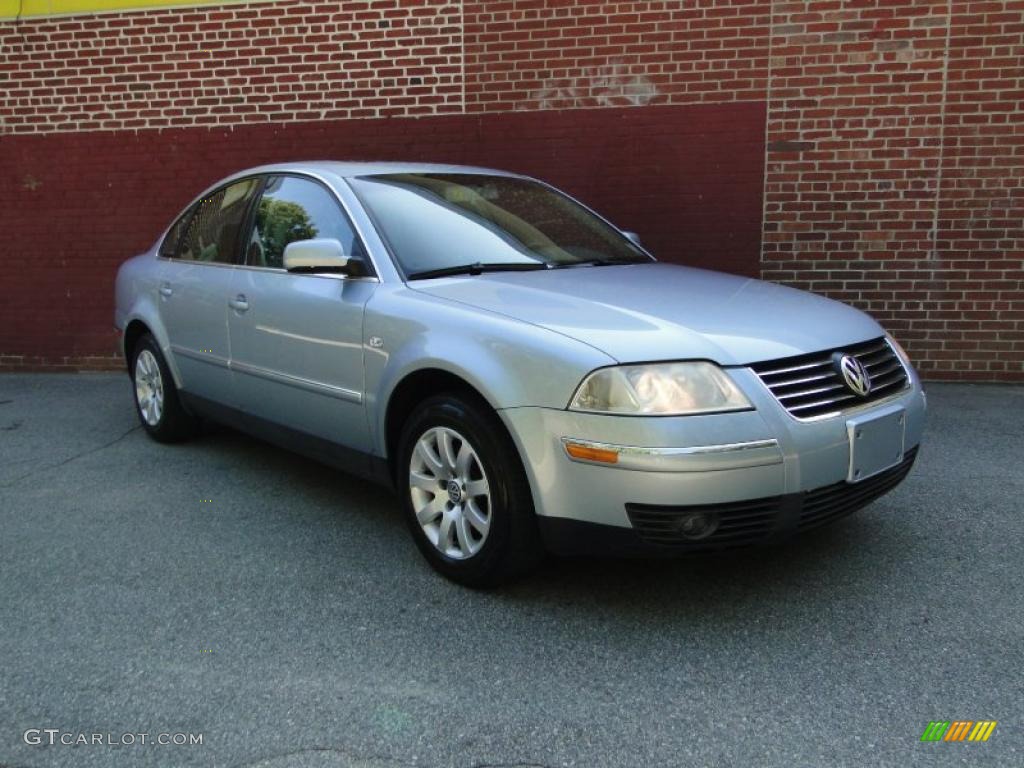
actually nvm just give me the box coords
[834,353,872,397]
[446,480,463,504]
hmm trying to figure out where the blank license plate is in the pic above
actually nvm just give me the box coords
[847,406,906,483]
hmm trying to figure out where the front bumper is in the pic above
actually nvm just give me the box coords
[498,366,926,555]
[537,446,918,555]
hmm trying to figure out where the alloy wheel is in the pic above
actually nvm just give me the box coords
[134,349,164,426]
[408,426,492,559]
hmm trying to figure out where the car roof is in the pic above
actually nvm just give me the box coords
[224,161,524,181]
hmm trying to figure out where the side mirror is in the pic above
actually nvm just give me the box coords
[622,231,643,247]
[283,238,355,274]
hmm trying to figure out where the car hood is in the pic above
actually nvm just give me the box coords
[410,262,885,366]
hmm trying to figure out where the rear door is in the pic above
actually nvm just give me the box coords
[158,177,262,406]
[227,174,376,452]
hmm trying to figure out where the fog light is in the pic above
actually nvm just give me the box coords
[675,511,719,541]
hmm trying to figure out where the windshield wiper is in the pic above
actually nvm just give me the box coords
[407,262,549,280]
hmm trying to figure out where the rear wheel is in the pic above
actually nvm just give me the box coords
[130,333,198,442]
[398,394,542,587]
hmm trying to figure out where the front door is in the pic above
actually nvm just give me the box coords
[227,174,375,452]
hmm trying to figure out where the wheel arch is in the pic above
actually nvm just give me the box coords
[383,367,496,480]
[119,306,183,389]
[123,319,150,370]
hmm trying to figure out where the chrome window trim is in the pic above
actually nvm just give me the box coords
[156,170,385,281]
[155,257,380,283]
[156,259,236,270]
[227,263,380,283]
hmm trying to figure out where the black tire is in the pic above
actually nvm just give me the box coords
[397,393,542,587]
[130,333,199,443]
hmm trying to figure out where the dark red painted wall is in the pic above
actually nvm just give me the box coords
[0,102,766,368]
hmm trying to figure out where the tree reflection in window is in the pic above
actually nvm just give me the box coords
[254,198,318,268]
[247,175,365,270]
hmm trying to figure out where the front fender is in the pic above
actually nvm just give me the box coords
[363,285,614,456]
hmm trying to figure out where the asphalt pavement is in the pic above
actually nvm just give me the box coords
[0,373,1021,768]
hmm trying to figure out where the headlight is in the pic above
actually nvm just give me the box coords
[569,362,752,415]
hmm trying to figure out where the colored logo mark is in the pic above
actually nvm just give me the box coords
[920,721,997,742]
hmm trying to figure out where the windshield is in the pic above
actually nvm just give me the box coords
[348,173,652,278]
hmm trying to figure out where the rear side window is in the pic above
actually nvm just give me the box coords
[178,178,262,264]
[247,175,366,269]
[159,207,192,258]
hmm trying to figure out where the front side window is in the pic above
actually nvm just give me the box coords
[348,173,650,278]
[178,178,261,264]
[247,175,365,269]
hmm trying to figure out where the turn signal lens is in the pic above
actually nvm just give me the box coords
[563,441,619,464]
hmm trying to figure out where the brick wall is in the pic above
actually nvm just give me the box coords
[0,0,464,131]
[761,0,1024,380]
[462,0,770,110]
[938,1,1024,378]
[0,0,1021,380]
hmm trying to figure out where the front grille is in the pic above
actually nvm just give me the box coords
[798,446,918,532]
[626,496,782,550]
[751,337,909,420]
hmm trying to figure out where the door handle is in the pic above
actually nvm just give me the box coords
[228,294,249,312]
[159,283,173,297]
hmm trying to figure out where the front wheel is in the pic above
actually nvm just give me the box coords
[398,394,542,587]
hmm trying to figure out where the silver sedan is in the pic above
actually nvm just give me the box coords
[115,162,927,586]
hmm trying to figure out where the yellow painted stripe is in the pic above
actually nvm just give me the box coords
[981,721,997,741]
[1,0,264,20]
[969,722,986,741]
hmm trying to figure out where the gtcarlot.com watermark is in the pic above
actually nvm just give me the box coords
[24,729,203,747]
